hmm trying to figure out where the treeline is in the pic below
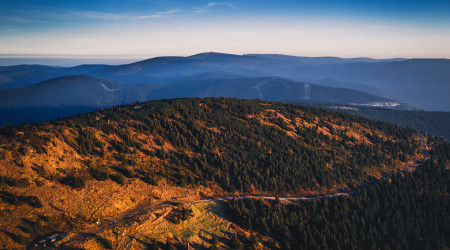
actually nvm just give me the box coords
[227,138,450,249]
[334,106,450,141]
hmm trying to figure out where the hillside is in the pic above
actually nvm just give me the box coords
[0,98,427,248]
[0,75,151,108]
[227,142,449,249]
[0,75,163,126]
[0,64,108,90]
[148,76,394,105]
[330,106,450,141]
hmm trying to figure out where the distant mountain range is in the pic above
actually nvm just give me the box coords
[147,75,395,106]
[0,74,397,126]
[0,64,108,90]
[0,52,449,125]
[0,75,153,108]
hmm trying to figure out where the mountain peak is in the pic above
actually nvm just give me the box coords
[188,52,243,59]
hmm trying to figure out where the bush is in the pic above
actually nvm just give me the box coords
[210,235,219,250]
[230,234,242,250]
[89,167,109,181]
[114,166,133,178]
[141,171,159,185]
[22,196,43,208]
[0,191,24,205]
[110,174,125,185]
[170,208,194,224]
[0,175,18,187]
[60,176,85,189]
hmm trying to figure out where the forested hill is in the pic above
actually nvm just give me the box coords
[0,98,422,195]
[227,140,450,249]
[333,107,450,141]
[0,97,430,248]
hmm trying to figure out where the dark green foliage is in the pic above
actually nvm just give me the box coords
[0,191,25,205]
[66,98,416,193]
[109,174,125,185]
[17,217,45,239]
[230,234,243,250]
[8,232,27,245]
[77,128,104,155]
[165,239,177,250]
[210,235,219,250]
[22,195,43,208]
[140,171,160,185]
[170,208,194,224]
[59,175,85,189]
[0,191,42,208]
[246,235,259,250]
[148,239,159,250]
[180,208,194,221]
[89,167,109,181]
[226,139,450,249]
[340,106,450,141]
[0,98,421,193]
[113,165,133,178]
[0,175,30,188]
[0,175,18,187]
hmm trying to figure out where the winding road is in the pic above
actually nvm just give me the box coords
[41,137,428,248]
[119,137,430,249]
[192,136,429,204]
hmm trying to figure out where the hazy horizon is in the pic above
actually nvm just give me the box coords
[1,51,448,67]
[1,0,450,60]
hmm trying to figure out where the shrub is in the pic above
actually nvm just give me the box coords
[89,167,109,181]
[0,191,24,205]
[230,234,242,250]
[170,208,194,224]
[110,174,125,185]
[141,171,159,185]
[210,235,219,250]
[114,166,133,178]
[22,196,43,208]
[60,176,85,189]
[0,175,18,187]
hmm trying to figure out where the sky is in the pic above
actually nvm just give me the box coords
[1,0,450,62]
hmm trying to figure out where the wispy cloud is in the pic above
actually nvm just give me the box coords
[54,11,125,21]
[1,8,181,24]
[131,10,180,20]
[0,16,50,23]
[52,9,181,21]
[194,2,235,13]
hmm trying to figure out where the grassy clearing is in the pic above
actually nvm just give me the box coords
[142,201,234,248]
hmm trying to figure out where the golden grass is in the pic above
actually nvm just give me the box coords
[140,201,234,248]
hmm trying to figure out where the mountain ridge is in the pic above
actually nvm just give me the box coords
[0,74,400,126]
[0,52,449,111]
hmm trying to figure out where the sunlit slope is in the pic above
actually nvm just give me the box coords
[0,98,424,248]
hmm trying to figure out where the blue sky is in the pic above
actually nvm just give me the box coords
[1,0,449,60]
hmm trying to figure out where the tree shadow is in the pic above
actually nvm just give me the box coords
[197,228,230,249]
[0,229,27,245]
